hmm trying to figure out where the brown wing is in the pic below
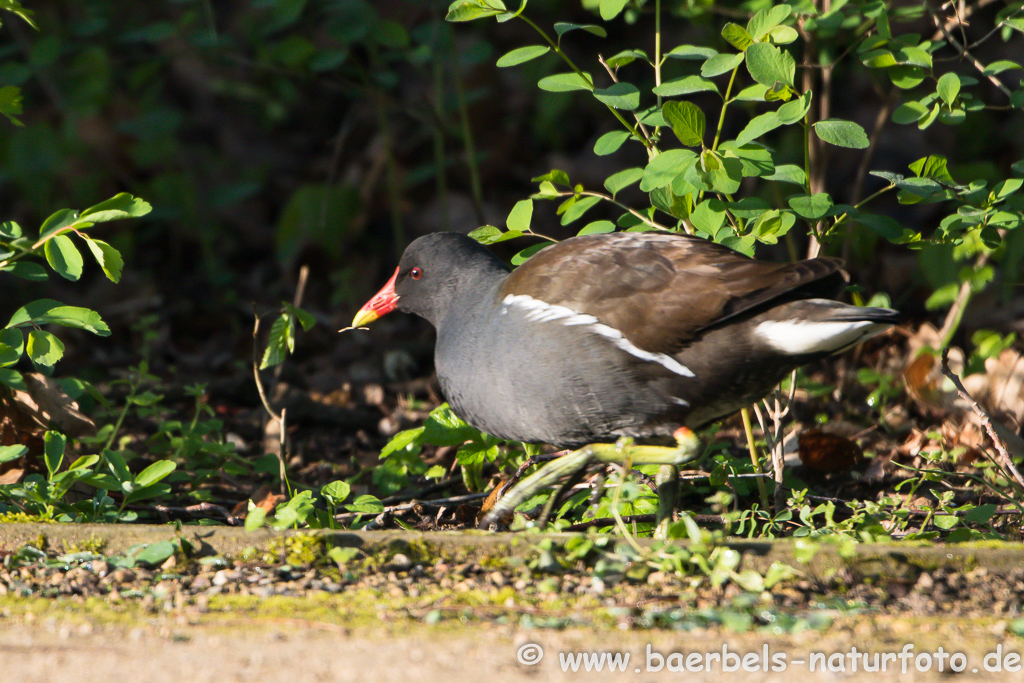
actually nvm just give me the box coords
[499,232,844,354]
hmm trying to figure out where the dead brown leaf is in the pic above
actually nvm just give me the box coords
[798,429,864,473]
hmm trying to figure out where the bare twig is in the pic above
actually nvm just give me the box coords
[153,502,242,526]
[332,493,487,524]
[563,512,726,532]
[940,347,1024,492]
[598,54,654,148]
[926,2,1013,100]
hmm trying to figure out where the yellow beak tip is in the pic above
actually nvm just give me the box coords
[351,310,379,328]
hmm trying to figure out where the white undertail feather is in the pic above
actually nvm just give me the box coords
[754,319,889,355]
[502,294,695,378]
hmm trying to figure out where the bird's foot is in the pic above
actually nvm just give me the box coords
[478,428,701,530]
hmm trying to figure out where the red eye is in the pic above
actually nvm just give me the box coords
[409,267,423,280]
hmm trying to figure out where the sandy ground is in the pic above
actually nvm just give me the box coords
[1,614,1017,683]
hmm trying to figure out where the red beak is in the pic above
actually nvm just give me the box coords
[352,267,400,327]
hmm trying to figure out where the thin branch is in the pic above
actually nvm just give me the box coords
[940,347,1024,493]
[598,54,654,147]
[153,502,242,526]
[926,2,1013,100]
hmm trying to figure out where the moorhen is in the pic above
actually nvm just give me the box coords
[352,231,899,448]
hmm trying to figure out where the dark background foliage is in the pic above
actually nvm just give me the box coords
[0,0,1021,399]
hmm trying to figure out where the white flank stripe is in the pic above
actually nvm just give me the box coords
[502,294,695,378]
[754,319,886,355]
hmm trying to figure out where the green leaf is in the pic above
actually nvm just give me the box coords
[0,262,47,281]
[892,101,928,124]
[721,23,753,51]
[982,60,1022,76]
[666,45,717,61]
[260,313,294,369]
[0,368,25,391]
[889,65,927,89]
[725,197,771,220]
[909,155,955,183]
[993,178,1024,200]
[135,460,176,487]
[649,187,692,220]
[422,404,479,446]
[603,167,644,197]
[445,0,507,22]
[594,130,631,156]
[44,235,84,281]
[640,149,698,191]
[538,72,593,92]
[593,82,640,110]
[380,427,426,458]
[511,243,548,265]
[747,4,792,40]
[689,199,727,236]
[599,0,628,21]
[245,505,268,531]
[345,494,384,514]
[103,448,133,483]
[82,237,124,283]
[918,103,941,129]
[469,225,503,244]
[0,444,27,464]
[8,300,110,336]
[39,209,78,240]
[776,91,811,124]
[456,440,499,467]
[701,52,744,78]
[79,193,152,222]
[283,303,316,331]
[605,50,650,68]
[662,101,705,147]
[735,111,783,145]
[43,431,65,479]
[578,221,616,235]
[652,75,719,97]
[861,49,897,68]
[692,152,743,194]
[733,84,770,102]
[718,142,775,177]
[496,45,550,68]
[321,480,352,505]
[553,23,606,39]
[134,540,177,567]
[26,329,64,367]
[813,119,869,148]
[560,196,602,225]
[0,1,37,29]
[506,199,533,232]
[936,72,960,105]
[533,168,572,187]
[767,25,798,45]
[0,328,23,367]
[745,42,795,89]
[0,85,23,125]
[0,220,21,239]
[787,193,834,221]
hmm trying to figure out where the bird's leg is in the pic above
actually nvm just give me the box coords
[654,464,679,539]
[536,463,593,527]
[478,429,701,531]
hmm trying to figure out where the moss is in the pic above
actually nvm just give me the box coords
[0,513,54,524]
[65,535,108,555]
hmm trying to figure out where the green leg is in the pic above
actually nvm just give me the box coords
[654,464,679,539]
